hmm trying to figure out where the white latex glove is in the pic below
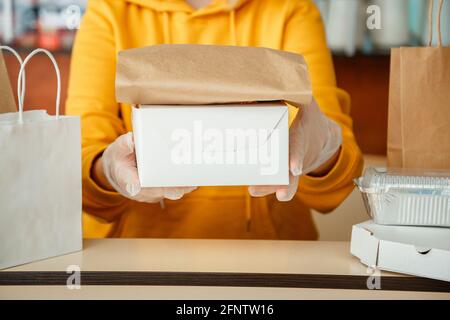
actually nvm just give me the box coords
[102,132,197,203]
[248,98,342,202]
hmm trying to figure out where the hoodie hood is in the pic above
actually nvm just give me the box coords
[121,0,251,44]
[122,0,251,15]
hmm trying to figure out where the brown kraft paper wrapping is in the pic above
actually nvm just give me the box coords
[115,44,312,108]
[0,50,17,114]
[387,0,450,169]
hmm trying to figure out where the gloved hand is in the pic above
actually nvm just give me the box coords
[101,132,197,203]
[248,98,342,201]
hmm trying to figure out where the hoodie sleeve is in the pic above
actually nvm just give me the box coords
[282,0,364,213]
[66,0,129,222]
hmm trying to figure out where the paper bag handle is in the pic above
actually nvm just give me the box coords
[17,48,61,123]
[427,0,444,47]
[0,46,26,109]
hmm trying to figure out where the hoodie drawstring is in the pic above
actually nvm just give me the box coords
[162,11,172,44]
[229,9,237,45]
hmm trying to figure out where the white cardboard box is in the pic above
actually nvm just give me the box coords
[132,102,289,187]
[351,220,450,282]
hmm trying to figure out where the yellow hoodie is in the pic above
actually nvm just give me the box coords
[66,0,363,239]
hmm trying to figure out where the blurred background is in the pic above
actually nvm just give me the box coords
[1,0,449,239]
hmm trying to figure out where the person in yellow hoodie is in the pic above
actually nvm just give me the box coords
[66,0,364,239]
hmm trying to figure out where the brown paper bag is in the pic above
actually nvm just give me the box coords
[116,44,312,108]
[0,50,17,114]
[388,0,450,169]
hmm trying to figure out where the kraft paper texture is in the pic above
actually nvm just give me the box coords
[387,46,450,169]
[115,44,312,108]
[0,51,16,114]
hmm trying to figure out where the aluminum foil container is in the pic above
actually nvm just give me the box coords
[354,167,450,227]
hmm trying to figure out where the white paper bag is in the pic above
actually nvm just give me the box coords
[0,48,82,270]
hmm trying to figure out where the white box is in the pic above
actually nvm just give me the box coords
[132,102,289,187]
[351,220,450,282]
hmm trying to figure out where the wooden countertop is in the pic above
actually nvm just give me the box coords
[0,239,449,299]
